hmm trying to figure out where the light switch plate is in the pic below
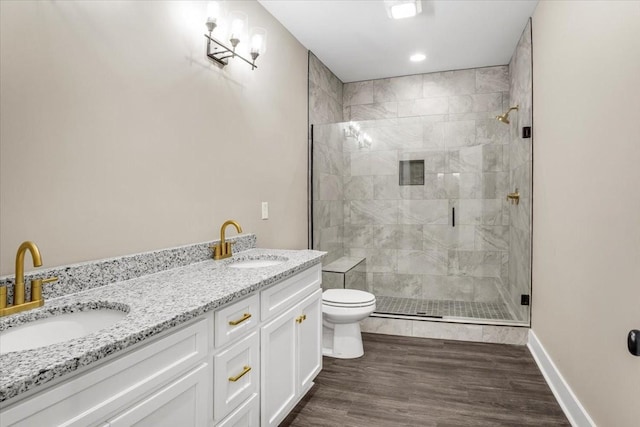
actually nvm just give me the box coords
[261,202,269,220]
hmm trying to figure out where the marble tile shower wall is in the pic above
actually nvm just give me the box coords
[309,53,343,126]
[507,20,533,321]
[341,66,512,304]
[313,123,345,265]
[309,53,344,264]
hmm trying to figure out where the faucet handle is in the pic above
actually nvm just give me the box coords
[0,286,6,310]
[211,244,223,259]
[31,276,58,302]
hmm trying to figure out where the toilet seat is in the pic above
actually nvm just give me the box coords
[322,289,375,307]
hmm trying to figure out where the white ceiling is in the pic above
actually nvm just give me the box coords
[258,0,538,82]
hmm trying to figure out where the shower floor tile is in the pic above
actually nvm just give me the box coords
[374,296,514,321]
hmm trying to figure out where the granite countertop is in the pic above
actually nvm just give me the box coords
[0,248,325,403]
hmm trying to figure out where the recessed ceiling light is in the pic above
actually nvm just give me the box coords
[384,1,422,20]
[410,53,426,62]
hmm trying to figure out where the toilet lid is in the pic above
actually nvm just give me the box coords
[322,289,375,305]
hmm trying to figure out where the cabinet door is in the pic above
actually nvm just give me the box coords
[1,319,208,427]
[107,363,209,427]
[297,289,323,394]
[260,304,297,427]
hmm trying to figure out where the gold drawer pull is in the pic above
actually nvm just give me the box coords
[228,366,251,382]
[229,313,252,326]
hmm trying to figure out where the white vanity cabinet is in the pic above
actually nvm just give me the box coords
[215,263,322,427]
[0,262,323,427]
[0,319,210,427]
[260,268,322,427]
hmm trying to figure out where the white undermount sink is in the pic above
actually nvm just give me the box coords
[0,309,127,354]
[227,257,287,269]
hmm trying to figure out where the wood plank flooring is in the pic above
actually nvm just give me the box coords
[281,333,569,427]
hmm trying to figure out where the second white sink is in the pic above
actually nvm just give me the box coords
[227,258,287,269]
[0,309,127,354]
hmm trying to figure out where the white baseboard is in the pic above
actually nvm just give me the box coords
[527,330,596,427]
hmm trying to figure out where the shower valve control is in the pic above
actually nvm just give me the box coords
[628,330,640,356]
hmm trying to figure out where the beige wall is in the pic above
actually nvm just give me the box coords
[0,1,308,275]
[532,2,640,426]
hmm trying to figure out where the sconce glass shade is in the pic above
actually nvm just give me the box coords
[249,27,267,56]
[228,11,248,46]
[206,1,220,24]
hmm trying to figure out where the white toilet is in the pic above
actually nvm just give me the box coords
[322,289,376,359]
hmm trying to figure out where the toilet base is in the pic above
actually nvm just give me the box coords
[322,322,364,359]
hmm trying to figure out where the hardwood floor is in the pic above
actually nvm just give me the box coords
[281,333,569,427]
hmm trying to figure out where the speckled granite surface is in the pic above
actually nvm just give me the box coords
[0,234,257,304]
[0,247,325,403]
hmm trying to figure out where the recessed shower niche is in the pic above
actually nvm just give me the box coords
[399,160,424,186]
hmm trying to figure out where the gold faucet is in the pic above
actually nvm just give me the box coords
[0,241,58,317]
[212,220,243,260]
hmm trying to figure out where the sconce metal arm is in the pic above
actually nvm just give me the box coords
[205,34,257,70]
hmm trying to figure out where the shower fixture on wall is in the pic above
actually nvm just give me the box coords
[496,105,519,124]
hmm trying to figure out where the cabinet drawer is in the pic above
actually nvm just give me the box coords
[215,294,259,348]
[214,331,259,423]
[216,393,259,427]
[1,319,208,427]
[107,363,209,427]
[260,264,321,321]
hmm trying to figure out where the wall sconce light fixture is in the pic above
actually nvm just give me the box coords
[345,121,372,149]
[204,2,267,70]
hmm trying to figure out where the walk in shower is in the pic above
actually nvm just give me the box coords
[310,22,532,326]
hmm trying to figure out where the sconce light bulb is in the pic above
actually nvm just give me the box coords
[230,18,244,38]
[251,34,263,53]
[207,2,220,21]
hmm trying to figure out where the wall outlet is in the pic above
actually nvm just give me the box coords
[261,202,269,220]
